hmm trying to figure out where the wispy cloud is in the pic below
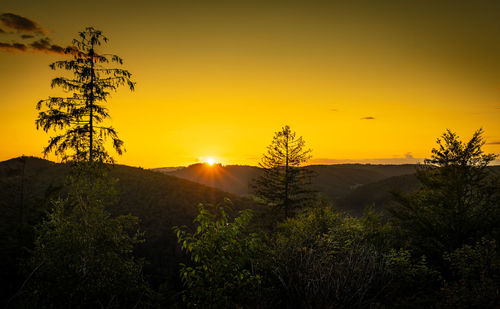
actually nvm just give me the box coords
[0,13,46,34]
[0,38,68,54]
[360,116,375,120]
[486,141,500,145]
[0,13,71,55]
[330,108,338,112]
[0,42,27,52]
[30,37,66,54]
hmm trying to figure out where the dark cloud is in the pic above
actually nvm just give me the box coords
[0,41,27,52]
[30,37,66,54]
[0,37,70,55]
[486,141,500,145]
[0,13,46,34]
[0,14,55,54]
[360,116,375,120]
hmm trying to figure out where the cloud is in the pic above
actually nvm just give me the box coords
[330,108,338,112]
[486,141,500,145]
[0,41,27,52]
[360,116,375,120]
[0,13,46,34]
[30,37,66,54]
[0,37,70,54]
[0,13,75,56]
[405,152,414,159]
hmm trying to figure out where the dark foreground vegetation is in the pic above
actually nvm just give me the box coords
[0,129,499,308]
[0,157,254,307]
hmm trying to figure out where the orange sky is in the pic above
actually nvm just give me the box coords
[1,0,500,167]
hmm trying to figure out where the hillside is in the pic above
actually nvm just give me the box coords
[0,157,255,299]
[0,157,252,226]
[307,164,417,200]
[335,165,500,216]
[336,173,420,215]
[153,163,262,196]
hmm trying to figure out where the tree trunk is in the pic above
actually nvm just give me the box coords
[284,133,289,218]
[89,47,95,163]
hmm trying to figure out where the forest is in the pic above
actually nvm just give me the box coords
[1,27,500,309]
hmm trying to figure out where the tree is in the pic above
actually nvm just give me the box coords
[24,169,145,308]
[389,129,500,263]
[36,27,135,163]
[252,125,314,218]
[174,199,262,308]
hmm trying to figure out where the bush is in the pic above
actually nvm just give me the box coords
[174,199,262,308]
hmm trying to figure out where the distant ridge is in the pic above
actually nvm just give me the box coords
[153,162,418,205]
[152,166,185,173]
[154,162,500,215]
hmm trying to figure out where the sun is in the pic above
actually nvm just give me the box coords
[205,158,216,166]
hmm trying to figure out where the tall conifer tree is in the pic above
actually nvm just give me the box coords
[36,27,135,163]
[252,125,315,218]
[389,129,499,260]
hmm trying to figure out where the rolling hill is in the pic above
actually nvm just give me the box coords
[335,165,500,215]
[155,163,500,216]
[154,163,262,196]
[153,163,418,202]
[0,156,255,302]
[336,173,420,215]
[0,157,253,231]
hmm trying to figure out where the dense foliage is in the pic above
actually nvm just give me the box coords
[174,200,261,308]
[19,166,146,308]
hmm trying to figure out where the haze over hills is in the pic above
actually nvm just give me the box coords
[154,164,263,196]
[308,164,417,201]
[154,162,500,215]
[153,163,419,210]
[336,173,420,215]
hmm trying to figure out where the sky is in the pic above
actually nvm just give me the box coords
[1,0,500,168]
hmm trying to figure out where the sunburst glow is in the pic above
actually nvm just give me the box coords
[206,158,216,166]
